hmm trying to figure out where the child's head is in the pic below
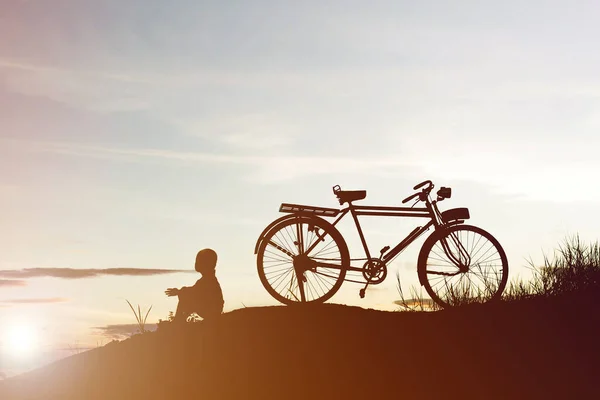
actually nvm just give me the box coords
[195,248,218,275]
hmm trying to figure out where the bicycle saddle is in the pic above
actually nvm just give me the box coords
[333,186,367,205]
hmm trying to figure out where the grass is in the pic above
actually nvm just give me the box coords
[395,273,438,311]
[125,300,153,334]
[67,341,85,355]
[396,234,600,310]
[504,234,600,300]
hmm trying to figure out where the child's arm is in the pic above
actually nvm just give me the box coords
[165,287,182,297]
[166,281,195,297]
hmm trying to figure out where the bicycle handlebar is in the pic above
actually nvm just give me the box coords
[403,180,435,204]
[401,192,420,204]
[413,180,432,190]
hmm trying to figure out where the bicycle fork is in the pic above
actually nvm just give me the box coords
[440,231,471,272]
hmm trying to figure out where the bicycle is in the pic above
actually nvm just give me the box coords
[254,180,508,308]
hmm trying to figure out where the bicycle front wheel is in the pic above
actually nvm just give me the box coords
[418,224,508,308]
[257,215,349,304]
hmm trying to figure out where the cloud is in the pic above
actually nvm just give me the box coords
[0,297,69,304]
[27,140,414,183]
[393,298,435,310]
[0,279,27,287]
[94,323,157,340]
[0,268,191,280]
[0,59,156,85]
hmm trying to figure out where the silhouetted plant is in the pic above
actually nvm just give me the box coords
[156,311,175,331]
[505,235,600,299]
[125,300,153,334]
[395,272,438,311]
[437,264,506,306]
[67,341,84,355]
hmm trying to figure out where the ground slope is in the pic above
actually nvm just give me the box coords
[1,298,599,400]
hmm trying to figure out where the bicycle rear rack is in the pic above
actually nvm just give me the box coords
[279,203,340,217]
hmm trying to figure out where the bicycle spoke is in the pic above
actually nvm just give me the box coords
[272,268,295,293]
[270,232,296,258]
[262,259,292,270]
[314,274,327,293]
[264,265,294,276]
[281,227,299,256]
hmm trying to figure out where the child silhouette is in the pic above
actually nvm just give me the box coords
[165,248,224,322]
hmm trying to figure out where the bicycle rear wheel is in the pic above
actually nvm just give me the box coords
[257,215,349,304]
[418,224,508,308]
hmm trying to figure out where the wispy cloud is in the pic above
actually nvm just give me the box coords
[0,58,158,84]
[94,323,157,340]
[27,140,413,183]
[0,297,69,304]
[0,58,157,114]
[29,141,252,164]
[393,298,435,310]
[0,268,191,280]
[0,59,59,74]
[0,279,27,287]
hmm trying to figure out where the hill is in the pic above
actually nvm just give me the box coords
[1,297,599,400]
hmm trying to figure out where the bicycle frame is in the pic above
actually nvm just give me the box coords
[328,204,434,268]
[255,191,471,281]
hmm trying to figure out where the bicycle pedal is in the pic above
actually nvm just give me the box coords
[359,289,365,298]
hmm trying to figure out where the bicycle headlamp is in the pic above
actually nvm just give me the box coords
[437,187,452,200]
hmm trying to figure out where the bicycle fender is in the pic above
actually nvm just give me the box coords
[254,213,334,254]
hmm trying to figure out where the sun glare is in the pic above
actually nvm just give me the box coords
[5,324,38,357]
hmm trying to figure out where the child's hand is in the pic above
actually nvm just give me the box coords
[165,288,179,297]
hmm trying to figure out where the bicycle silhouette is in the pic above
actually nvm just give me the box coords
[254,180,508,308]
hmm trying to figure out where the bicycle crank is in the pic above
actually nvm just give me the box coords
[358,259,388,299]
[362,259,387,284]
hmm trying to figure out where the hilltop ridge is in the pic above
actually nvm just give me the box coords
[1,298,599,400]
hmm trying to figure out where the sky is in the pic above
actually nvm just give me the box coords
[2,0,600,377]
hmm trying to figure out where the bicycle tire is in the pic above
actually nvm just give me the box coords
[257,215,349,304]
[417,224,508,308]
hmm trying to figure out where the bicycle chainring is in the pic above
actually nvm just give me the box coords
[362,259,387,284]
